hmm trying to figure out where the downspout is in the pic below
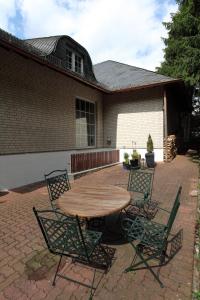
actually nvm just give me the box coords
[163,89,168,160]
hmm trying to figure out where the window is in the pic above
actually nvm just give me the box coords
[76,98,96,148]
[66,49,72,69]
[75,54,82,74]
[65,46,83,74]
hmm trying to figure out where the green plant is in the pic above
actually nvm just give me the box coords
[193,291,200,300]
[124,152,129,164]
[147,134,154,153]
[131,150,140,160]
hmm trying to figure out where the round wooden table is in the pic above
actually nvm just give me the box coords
[57,184,130,219]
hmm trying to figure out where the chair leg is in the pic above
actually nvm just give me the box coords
[53,257,98,291]
[89,268,96,300]
[99,245,112,269]
[52,254,63,286]
[125,243,164,288]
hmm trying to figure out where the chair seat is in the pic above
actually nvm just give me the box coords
[125,199,158,219]
[123,216,167,249]
[51,225,102,258]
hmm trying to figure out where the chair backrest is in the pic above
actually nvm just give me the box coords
[33,207,90,260]
[165,186,182,236]
[45,169,71,209]
[127,169,154,198]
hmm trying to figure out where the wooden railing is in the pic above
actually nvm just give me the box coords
[71,150,119,173]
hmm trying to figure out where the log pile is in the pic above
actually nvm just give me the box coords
[163,135,177,162]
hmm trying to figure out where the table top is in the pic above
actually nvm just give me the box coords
[57,184,130,218]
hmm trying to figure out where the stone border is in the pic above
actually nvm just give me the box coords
[193,162,200,299]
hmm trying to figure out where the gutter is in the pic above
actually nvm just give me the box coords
[107,79,183,94]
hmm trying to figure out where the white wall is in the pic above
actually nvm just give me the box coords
[0,148,117,189]
[103,88,164,150]
[0,151,71,189]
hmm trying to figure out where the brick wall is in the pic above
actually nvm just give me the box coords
[103,87,164,149]
[0,47,103,154]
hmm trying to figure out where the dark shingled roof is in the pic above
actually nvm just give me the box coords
[93,60,179,91]
[25,36,60,56]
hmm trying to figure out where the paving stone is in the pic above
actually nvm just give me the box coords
[0,156,198,299]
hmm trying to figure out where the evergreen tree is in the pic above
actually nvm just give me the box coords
[157,0,200,108]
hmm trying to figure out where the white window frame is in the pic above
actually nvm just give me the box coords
[66,48,84,75]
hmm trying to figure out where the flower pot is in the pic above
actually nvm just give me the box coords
[130,159,139,167]
[145,152,155,168]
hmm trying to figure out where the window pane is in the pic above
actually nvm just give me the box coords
[90,114,95,124]
[76,99,81,111]
[80,111,86,120]
[90,126,95,135]
[76,110,80,119]
[86,113,90,124]
[86,101,89,112]
[80,100,85,111]
[91,136,95,146]
[90,103,94,113]
[75,54,82,73]
[87,125,91,135]
[66,49,72,69]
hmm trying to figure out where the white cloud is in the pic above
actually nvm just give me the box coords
[0,0,16,31]
[0,0,178,71]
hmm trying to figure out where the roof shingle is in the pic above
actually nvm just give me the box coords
[93,60,179,91]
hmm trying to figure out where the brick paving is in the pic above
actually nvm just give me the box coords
[0,155,198,300]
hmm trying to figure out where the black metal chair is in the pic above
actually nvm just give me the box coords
[124,169,158,219]
[121,186,182,287]
[45,169,71,211]
[33,207,114,299]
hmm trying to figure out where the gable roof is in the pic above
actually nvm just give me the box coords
[93,60,180,91]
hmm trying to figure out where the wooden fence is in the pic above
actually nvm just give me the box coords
[71,150,119,173]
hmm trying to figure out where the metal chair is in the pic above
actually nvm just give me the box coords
[124,169,158,219]
[122,186,182,287]
[45,169,71,211]
[33,207,114,299]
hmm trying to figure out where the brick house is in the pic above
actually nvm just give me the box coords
[0,29,189,189]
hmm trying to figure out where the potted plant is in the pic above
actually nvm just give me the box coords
[145,134,155,168]
[123,152,130,169]
[130,150,140,168]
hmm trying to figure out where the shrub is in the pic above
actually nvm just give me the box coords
[124,152,129,164]
[147,134,154,153]
[131,150,140,160]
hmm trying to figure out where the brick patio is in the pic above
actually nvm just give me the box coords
[0,155,198,300]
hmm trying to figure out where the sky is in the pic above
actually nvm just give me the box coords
[0,0,178,71]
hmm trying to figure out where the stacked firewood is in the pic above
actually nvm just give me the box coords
[163,135,177,162]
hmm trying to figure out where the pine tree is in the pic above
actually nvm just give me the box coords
[157,0,200,99]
